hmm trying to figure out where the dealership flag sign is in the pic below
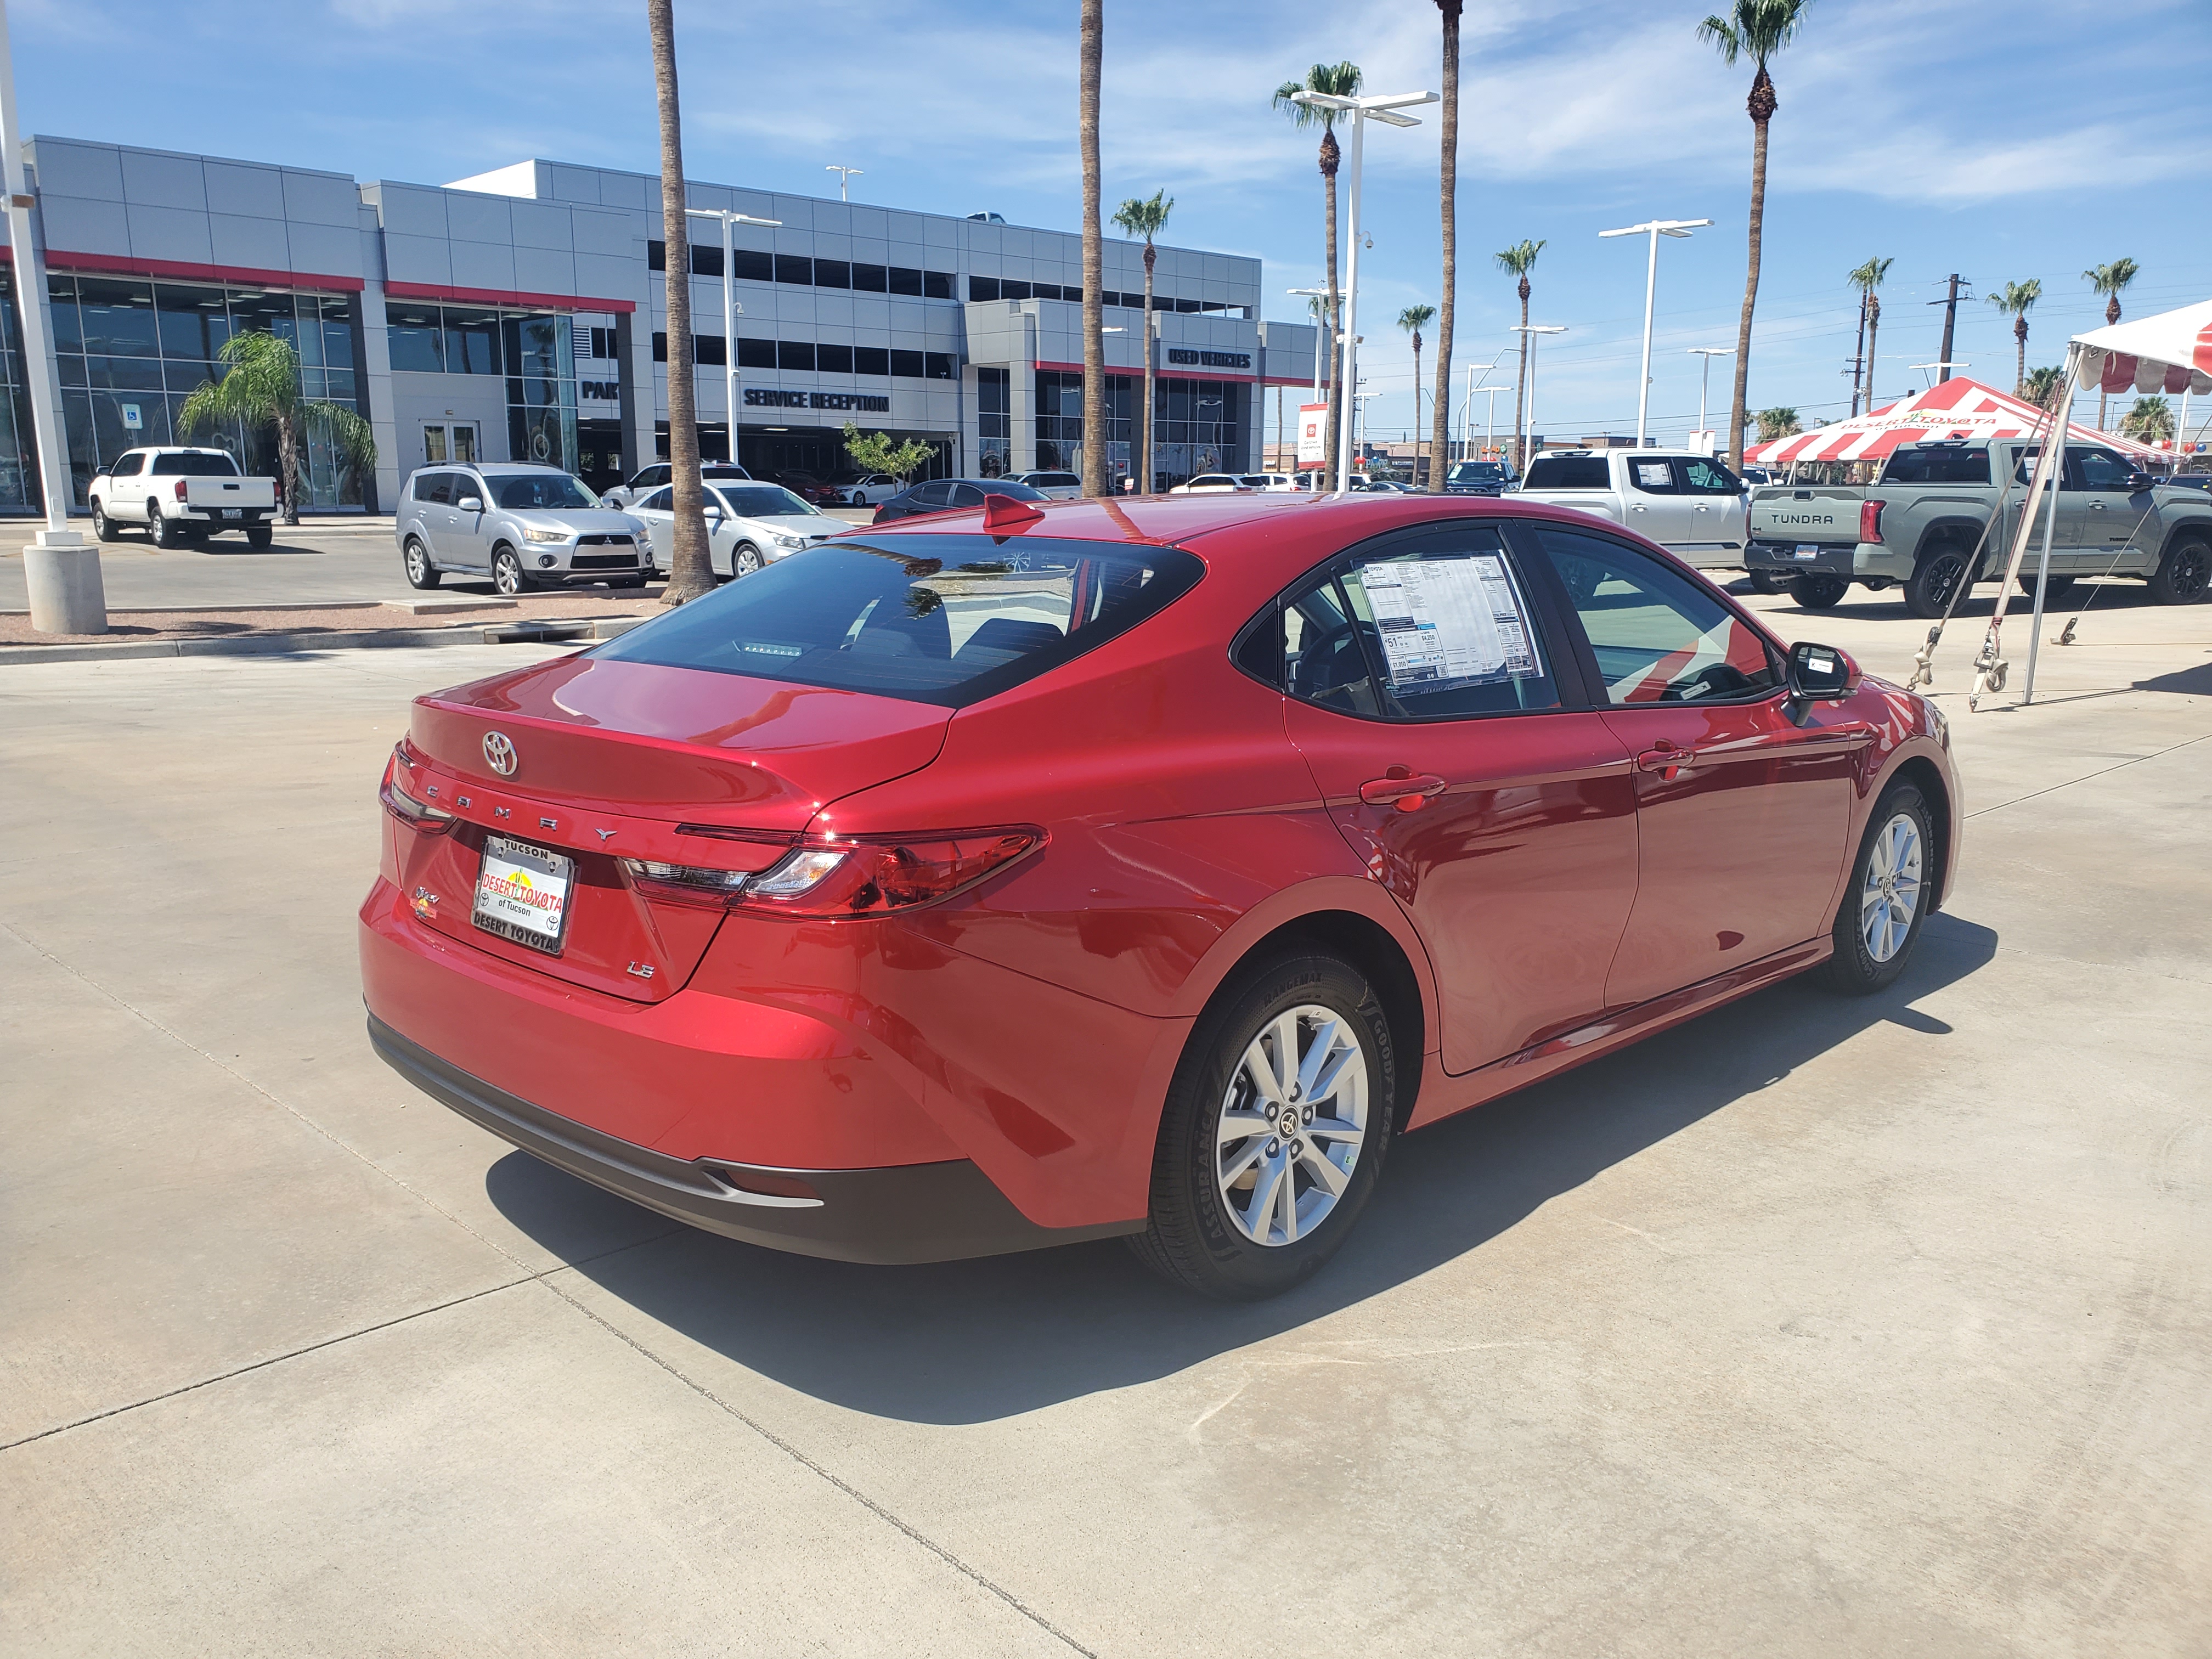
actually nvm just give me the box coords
[1296,404,1328,465]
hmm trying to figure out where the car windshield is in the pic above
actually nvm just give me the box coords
[1451,462,1507,482]
[594,535,1204,708]
[717,484,821,518]
[494,474,600,510]
[150,453,241,477]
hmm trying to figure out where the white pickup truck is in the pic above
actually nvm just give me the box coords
[88,448,279,549]
[1511,448,1752,573]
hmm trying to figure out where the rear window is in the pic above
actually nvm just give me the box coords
[1881,446,1990,484]
[150,452,241,477]
[1025,472,1080,488]
[495,473,599,510]
[1450,462,1508,482]
[1522,456,1612,490]
[594,535,1205,708]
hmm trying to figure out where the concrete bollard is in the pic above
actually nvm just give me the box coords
[25,535,109,635]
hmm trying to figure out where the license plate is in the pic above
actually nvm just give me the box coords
[222,508,242,520]
[472,836,573,955]
[1792,544,1820,560]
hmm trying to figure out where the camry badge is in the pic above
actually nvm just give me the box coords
[482,731,518,777]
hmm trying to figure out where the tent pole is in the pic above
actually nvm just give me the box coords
[1971,343,2079,711]
[2021,348,2083,707]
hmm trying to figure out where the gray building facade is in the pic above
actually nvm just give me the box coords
[0,136,1317,513]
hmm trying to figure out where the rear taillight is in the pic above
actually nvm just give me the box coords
[380,748,454,833]
[173,479,189,501]
[1860,499,1886,543]
[738,828,1042,919]
[618,858,754,908]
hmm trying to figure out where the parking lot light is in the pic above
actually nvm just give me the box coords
[685,206,782,464]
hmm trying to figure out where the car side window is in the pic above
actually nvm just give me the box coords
[1628,459,1678,495]
[414,472,454,505]
[112,453,144,477]
[1535,526,1779,706]
[910,481,951,507]
[636,487,672,511]
[2072,447,2133,490]
[1677,458,1742,495]
[949,483,986,507]
[640,465,670,489]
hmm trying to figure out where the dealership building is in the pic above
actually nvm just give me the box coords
[0,134,1319,513]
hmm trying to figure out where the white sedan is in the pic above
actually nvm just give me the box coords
[1013,470,1084,501]
[1167,473,1256,495]
[628,481,848,577]
[841,473,904,506]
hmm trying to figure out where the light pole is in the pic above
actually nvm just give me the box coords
[1471,386,1507,463]
[1688,347,1732,452]
[1291,86,1437,495]
[1599,217,1709,444]
[1286,284,1330,401]
[2,0,100,634]
[1351,387,1380,478]
[824,165,862,202]
[685,206,780,466]
[1511,324,1566,461]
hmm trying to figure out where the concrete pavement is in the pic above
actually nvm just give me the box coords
[2,591,2208,1654]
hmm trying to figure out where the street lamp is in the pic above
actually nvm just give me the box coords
[1285,285,1331,404]
[1511,324,1566,461]
[824,165,862,202]
[1599,217,1710,444]
[1688,347,1733,452]
[1291,87,1438,495]
[685,206,781,465]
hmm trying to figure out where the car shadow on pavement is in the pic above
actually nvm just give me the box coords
[486,912,2000,1425]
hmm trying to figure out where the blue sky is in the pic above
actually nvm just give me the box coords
[15,0,2212,449]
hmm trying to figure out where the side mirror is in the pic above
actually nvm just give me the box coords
[2128,471,2154,492]
[456,495,483,514]
[1787,640,1859,706]
[703,503,723,520]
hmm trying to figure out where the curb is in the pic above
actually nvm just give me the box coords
[0,615,645,667]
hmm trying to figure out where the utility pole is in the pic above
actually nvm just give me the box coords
[1930,274,1971,385]
[1849,291,1869,416]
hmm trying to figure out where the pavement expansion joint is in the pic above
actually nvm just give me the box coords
[1967,730,2212,819]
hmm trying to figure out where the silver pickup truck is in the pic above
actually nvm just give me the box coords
[1746,438,2212,616]
[1513,448,1752,572]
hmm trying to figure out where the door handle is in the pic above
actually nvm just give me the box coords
[1636,743,1697,775]
[2088,501,2107,510]
[1359,769,1448,809]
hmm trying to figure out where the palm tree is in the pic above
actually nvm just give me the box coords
[1275,61,1363,489]
[1984,278,2043,398]
[1494,239,1544,469]
[1112,190,1173,493]
[2083,258,2141,433]
[646,0,712,605]
[1847,256,1891,415]
[1754,405,1801,445]
[2119,396,2174,444]
[177,331,374,527]
[1078,0,1107,496]
[1699,0,1812,469]
[1398,304,1436,486]
[2021,365,2064,411]
[1427,1,1463,492]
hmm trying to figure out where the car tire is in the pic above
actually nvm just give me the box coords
[1747,569,1785,594]
[1127,951,1396,1301]
[148,504,179,549]
[2147,535,2210,605]
[732,543,763,577]
[492,546,529,596]
[1903,543,1971,619]
[403,537,441,590]
[246,525,274,550]
[1819,783,1933,997]
[2016,573,2075,602]
[1790,573,1849,609]
[91,502,116,543]
[610,575,648,590]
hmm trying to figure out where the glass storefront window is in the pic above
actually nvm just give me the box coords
[76,279,160,357]
[155,286,232,360]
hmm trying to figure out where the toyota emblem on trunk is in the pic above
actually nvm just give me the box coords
[482,731,517,776]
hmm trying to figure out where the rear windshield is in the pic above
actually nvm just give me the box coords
[150,452,241,477]
[1522,456,1611,490]
[1451,462,1508,482]
[1025,472,1080,488]
[594,534,1205,708]
[1881,446,1991,484]
[494,474,599,510]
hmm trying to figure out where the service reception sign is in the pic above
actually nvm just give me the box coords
[1296,403,1328,465]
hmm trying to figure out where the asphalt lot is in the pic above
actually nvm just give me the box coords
[3,588,2208,1654]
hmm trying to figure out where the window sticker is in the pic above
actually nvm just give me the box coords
[1634,461,1672,488]
[1361,555,1542,691]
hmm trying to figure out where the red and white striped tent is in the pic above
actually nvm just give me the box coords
[2072,297,2212,397]
[1743,375,2164,467]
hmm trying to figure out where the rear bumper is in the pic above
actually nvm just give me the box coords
[370,1013,1142,1264]
[177,506,273,526]
[1747,539,1855,577]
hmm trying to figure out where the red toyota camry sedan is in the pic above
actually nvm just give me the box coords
[360,492,1961,1299]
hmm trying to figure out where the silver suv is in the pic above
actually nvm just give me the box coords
[398,464,650,594]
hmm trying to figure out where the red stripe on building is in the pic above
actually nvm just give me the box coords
[28,248,366,293]
[385,279,636,315]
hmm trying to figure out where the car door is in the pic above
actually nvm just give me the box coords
[410,470,454,557]
[443,471,494,568]
[1674,456,1749,568]
[2067,445,2147,573]
[629,486,674,568]
[1620,455,1694,549]
[1267,520,1641,1074]
[902,480,953,518]
[105,451,146,517]
[1527,522,1868,1009]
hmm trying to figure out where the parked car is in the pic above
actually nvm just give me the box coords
[1745,439,2212,614]
[764,469,847,506]
[1239,474,1301,493]
[600,461,751,511]
[360,490,1960,1299]
[626,481,848,577]
[871,476,1048,523]
[88,447,278,549]
[1014,470,1084,501]
[2160,472,2210,492]
[1295,471,1372,492]
[1444,460,1515,497]
[1740,466,1776,486]
[396,464,648,595]
[837,472,905,507]
[1513,449,1751,574]
[1168,474,1256,495]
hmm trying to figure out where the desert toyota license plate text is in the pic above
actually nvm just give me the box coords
[472,835,573,954]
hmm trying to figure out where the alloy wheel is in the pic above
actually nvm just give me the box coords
[1859,811,1923,963]
[1214,1005,1368,1247]
[493,551,523,596]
